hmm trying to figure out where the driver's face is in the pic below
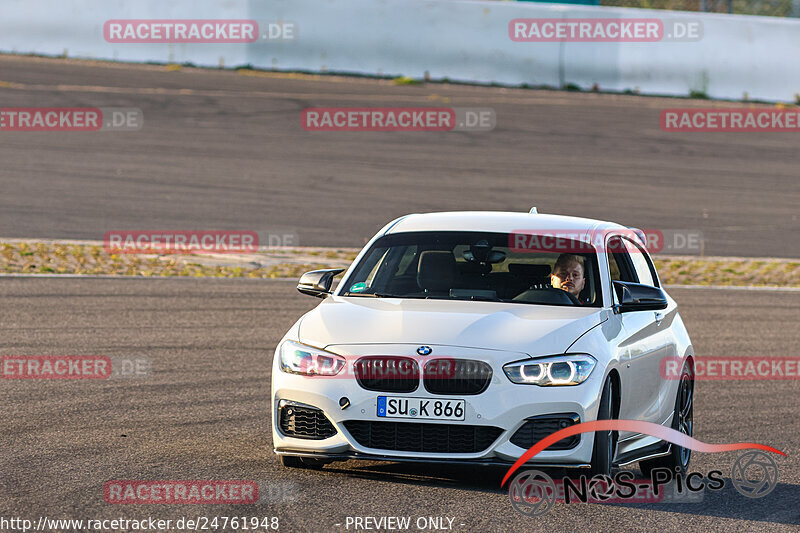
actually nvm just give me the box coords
[551,261,585,297]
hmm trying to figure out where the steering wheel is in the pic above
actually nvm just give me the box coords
[561,290,582,305]
[536,283,582,305]
[513,288,582,305]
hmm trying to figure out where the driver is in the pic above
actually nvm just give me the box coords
[551,254,587,302]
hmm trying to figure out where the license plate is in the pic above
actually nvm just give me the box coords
[377,396,465,421]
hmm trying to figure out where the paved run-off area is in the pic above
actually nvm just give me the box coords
[0,277,797,532]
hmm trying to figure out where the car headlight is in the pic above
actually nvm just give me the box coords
[503,354,596,386]
[279,340,346,376]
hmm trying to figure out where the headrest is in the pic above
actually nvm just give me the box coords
[417,251,456,291]
[508,263,551,278]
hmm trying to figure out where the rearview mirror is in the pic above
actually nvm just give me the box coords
[463,239,506,264]
[612,281,668,312]
[297,269,345,298]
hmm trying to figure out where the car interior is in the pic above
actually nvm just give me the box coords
[347,234,601,306]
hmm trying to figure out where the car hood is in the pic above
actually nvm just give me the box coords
[298,296,607,356]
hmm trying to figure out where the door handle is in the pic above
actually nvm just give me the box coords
[654,311,664,325]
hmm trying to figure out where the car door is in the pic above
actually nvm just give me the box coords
[623,237,680,426]
[608,235,673,426]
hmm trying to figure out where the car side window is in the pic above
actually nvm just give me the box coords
[623,238,656,287]
[607,251,622,282]
[607,236,637,283]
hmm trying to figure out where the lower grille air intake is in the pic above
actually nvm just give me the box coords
[509,414,580,450]
[344,421,502,453]
[279,403,337,440]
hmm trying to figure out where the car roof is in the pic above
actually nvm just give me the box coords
[384,211,627,236]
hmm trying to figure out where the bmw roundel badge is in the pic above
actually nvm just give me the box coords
[416,346,432,356]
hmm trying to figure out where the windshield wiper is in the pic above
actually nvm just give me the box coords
[343,292,397,298]
[467,295,503,302]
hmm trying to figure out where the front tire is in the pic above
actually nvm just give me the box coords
[640,361,694,477]
[589,374,617,477]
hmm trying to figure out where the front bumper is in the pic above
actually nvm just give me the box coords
[271,349,607,467]
[273,449,590,469]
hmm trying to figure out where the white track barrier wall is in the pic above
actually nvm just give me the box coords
[1,0,799,102]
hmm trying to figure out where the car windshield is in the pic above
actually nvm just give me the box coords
[340,231,603,307]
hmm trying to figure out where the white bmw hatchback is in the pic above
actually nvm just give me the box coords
[271,211,695,476]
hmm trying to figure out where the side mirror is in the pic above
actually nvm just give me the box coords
[612,281,668,312]
[297,269,345,298]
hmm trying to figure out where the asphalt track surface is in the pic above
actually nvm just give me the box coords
[1,278,798,532]
[0,54,798,257]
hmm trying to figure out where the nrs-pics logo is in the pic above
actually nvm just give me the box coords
[504,420,784,516]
